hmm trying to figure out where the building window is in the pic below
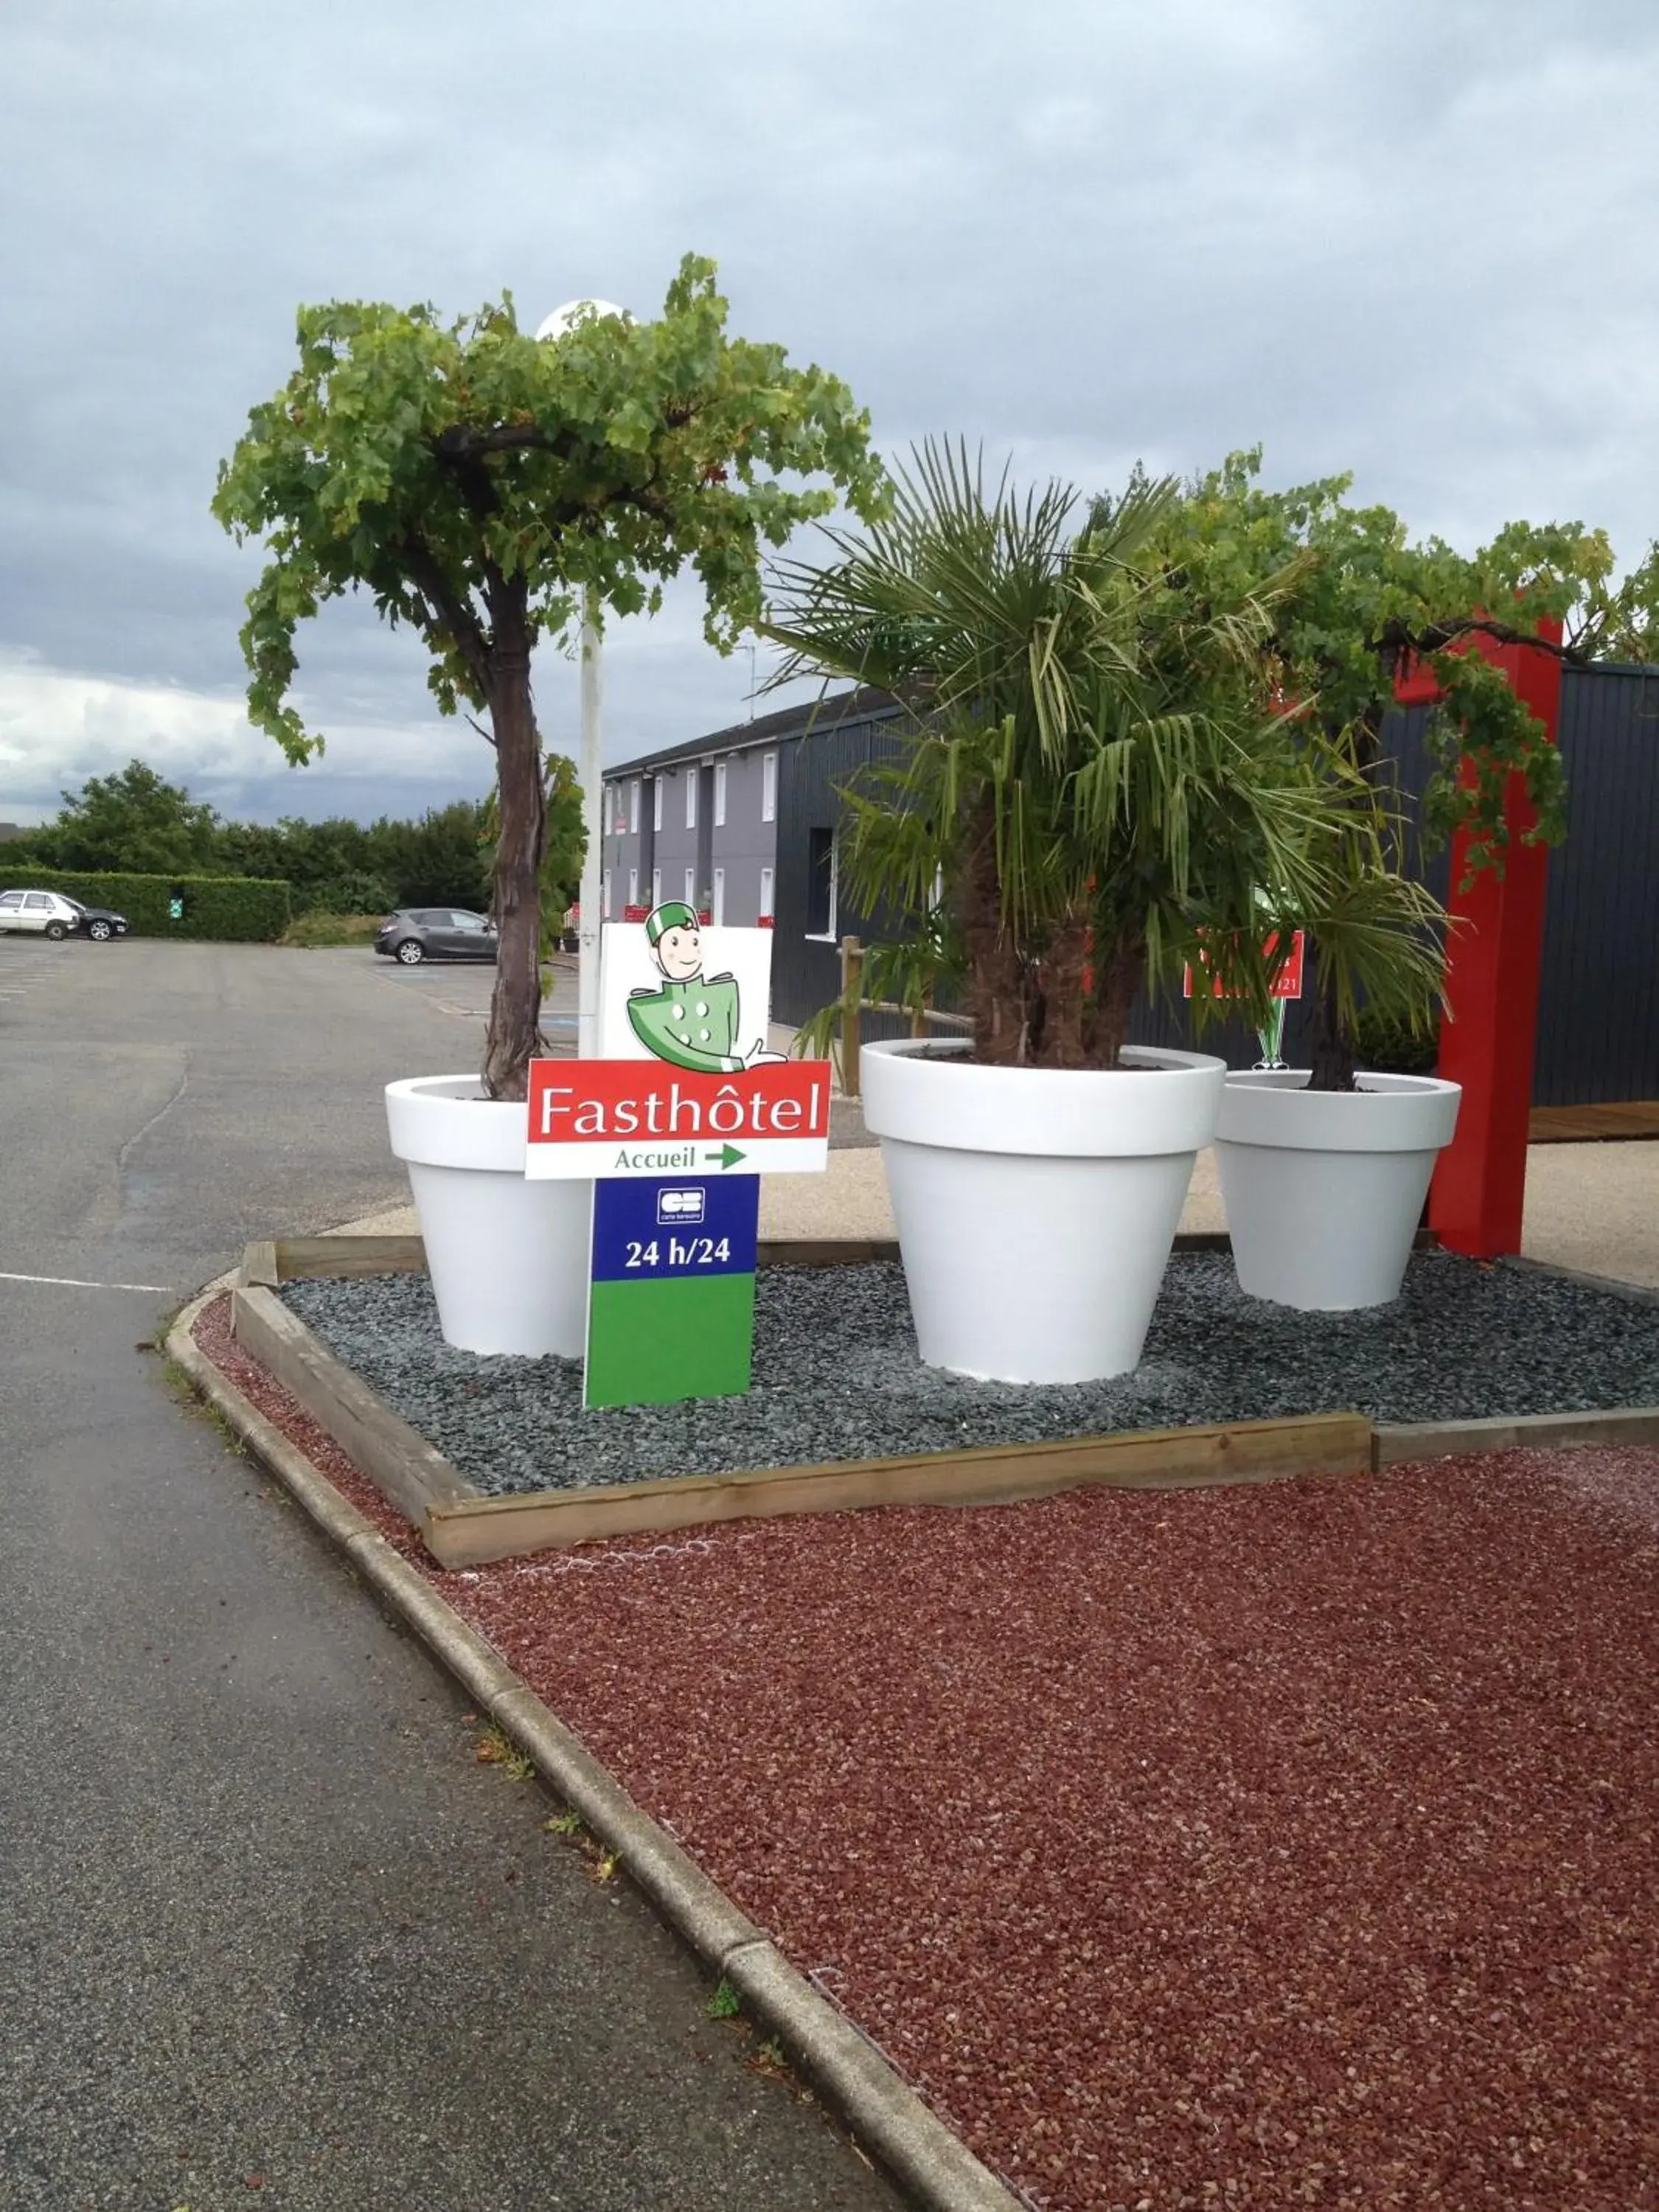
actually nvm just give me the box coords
[652,778,664,834]
[712,868,726,926]
[630,779,641,833]
[627,867,639,909]
[685,774,696,830]
[759,866,774,921]
[804,828,837,939]
[761,751,777,823]
[714,759,727,827]
[651,867,662,909]
[602,868,612,917]
[603,784,613,836]
[684,867,697,909]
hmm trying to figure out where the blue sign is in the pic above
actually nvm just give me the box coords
[590,1175,759,1284]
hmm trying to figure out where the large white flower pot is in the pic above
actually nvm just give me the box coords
[860,1038,1226,1384]
[1214,1069,1461,1311]
[384,1075,590,1357]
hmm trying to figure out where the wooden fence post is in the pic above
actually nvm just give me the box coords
[840,934,863,1098]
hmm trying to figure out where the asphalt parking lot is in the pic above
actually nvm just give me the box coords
[0,938,897,2212]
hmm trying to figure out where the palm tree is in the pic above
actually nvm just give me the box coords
[764,442,1442,1071]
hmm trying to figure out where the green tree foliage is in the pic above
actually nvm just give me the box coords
[213,254,887,1097]
[765,443,1439,1071]
[22,760,222,875]
[15,770,494,917]
[364,800,491,911]
[220,804,489,912]
[1150,452,1659,1083]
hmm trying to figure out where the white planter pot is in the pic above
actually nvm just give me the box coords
[860,1038,1226,1384]
[384,1075,590,1357]
[1214,1069,1461,1311]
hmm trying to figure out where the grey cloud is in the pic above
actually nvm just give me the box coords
[3,0,1656,819]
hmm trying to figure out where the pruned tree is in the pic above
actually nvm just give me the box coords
[214,254,886,1096]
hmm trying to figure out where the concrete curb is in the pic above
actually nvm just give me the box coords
[166,1286,1023,2212]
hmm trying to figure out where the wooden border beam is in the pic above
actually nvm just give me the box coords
[420,1413,1374,1567]
[231,1284,472,1521]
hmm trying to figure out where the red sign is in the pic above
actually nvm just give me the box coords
[1183,930,1306,1001]
[525,1057,832,1180]
[623,904,650,922]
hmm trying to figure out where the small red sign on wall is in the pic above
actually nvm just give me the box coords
[1183,930,1306,1001]
[623,905,650,922]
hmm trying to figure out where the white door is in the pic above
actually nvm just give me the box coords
[0,891,25,932]
[20,891,56,934]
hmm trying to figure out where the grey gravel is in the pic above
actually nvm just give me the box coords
[279,1251,1659,1498]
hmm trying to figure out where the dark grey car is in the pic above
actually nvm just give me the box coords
[373,907,497,964]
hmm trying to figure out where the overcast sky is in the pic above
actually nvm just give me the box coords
[3,0,1656,827]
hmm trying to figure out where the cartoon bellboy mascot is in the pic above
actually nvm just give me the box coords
[627,902,784,1075]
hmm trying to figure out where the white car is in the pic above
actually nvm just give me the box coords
[0,888,131,942]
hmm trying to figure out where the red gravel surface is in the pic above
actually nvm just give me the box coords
[196,1298,1659,2210]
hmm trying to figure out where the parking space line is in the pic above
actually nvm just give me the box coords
[0,1269,175,1294]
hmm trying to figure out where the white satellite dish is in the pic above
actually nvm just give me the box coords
[535,299,627,341]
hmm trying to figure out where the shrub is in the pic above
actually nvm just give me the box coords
[1,869,292,941]
[1352,1003,1441,1076]
[291,870,397,918]
[279,911,384,947]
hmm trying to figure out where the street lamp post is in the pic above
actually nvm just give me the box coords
[535,299,625,1062]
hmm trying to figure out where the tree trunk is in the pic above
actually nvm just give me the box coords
[1032,907,1091,1068]
[1085,930,1144,1071]
[959,786,1026,1065]
[1302,697,1382,1093]
[1306,963,1357,1093]
[480,625,546,1102]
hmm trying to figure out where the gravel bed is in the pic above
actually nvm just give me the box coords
[195,1298,1659,2211]
[278,1252,1659,1498]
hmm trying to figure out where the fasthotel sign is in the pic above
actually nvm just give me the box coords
[525,1060,831,1178]
[526,1059,831,1408]
[525,902,829,1411]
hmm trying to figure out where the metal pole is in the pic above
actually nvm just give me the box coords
[577,589,603,1061]
[840,934,863,1099]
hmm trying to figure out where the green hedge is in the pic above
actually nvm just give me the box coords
[0,869,293,942]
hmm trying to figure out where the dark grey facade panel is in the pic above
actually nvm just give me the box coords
[1533,665,1659,1105]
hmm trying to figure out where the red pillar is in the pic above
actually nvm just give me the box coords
[1399,623,1562,1259]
